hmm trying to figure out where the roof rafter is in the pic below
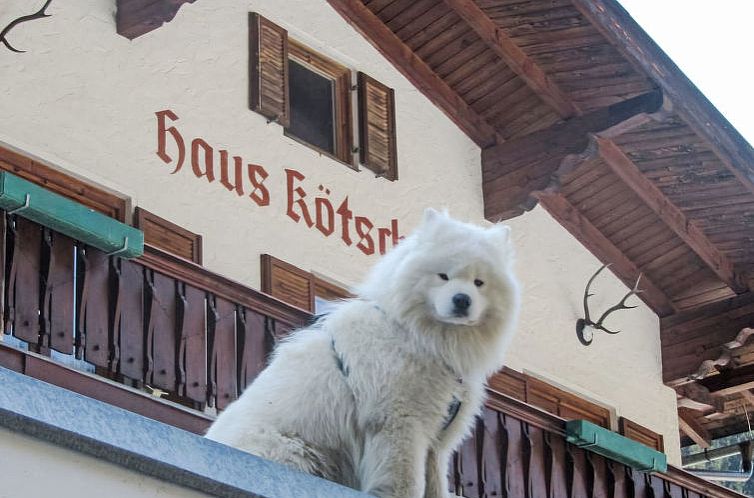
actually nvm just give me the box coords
[572,0,754,197]
[535,191,675,316]
[326,0,502,147]
[678,407,712,448]
[594,136,749,294]
[441,0,580,119]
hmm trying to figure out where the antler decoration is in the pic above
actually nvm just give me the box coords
[0,0,53,53]
[576,264,644,346]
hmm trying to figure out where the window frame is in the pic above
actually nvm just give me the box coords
[284,39,355,169]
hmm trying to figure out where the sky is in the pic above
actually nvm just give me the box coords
[617,1,754,147]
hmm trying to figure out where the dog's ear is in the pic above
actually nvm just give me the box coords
[421,207,443,225]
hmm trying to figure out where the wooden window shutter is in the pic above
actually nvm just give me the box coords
[526,377,611,428]
[249,13,290,126]
[357,72,397,180]
[261,254,314,312]
[619,417,664,451]
[134,208,202,264]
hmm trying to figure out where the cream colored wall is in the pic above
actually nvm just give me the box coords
[0,0,679,465]
[0,428,208,498]
[504,206,681,465]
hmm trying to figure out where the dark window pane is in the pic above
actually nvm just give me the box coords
[288,60,335,154]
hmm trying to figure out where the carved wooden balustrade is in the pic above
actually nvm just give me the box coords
[0,213,742,497]
[0,213,310,430]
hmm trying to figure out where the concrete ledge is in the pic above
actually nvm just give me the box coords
[0,366,369,498]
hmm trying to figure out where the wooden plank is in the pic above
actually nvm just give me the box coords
[237,307,268,393]
[326,0,501,147]
[114,258,144,381]
[480,408,503,498]
[208,295,237,410]
[535,192,675,316]
[442,0,580,119]
[700,363,754,397]
[7,217,42,345]
[78,248,114,369]
[596,136,748,293]
[147,271,177,392]
[678,408,711,448]
[182,285,206,404]
[44,232,75,355]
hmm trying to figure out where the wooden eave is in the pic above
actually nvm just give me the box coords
[119,0,754,442]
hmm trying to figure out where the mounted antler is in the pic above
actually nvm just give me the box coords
[576,264,644,345]
[0,0,53,53]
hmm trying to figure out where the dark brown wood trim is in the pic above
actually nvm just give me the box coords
[138,246,311,327]
[326,0,501,148]
[536,191,675,316]
[571,0,754,198]
[0,145,128,221]
[662,465,746,498]
[116,0,198,40]
[442,0,579,119]
[134,207,203,264]
[0,343,212,434]
[485,388,567,435]
[595,136,747,293]
[287,39,354,166]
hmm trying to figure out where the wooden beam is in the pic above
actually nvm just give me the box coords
[571,0,754,197]
[116,0,198,40]
[535,191,675,316]
[700,364,754,397]
[442,0,580,119]
[678,407,712,448]
[326,0,500,148]
[676,383,725,413]
[482,90,663,219]
[595,136,748,294]
[740,389,754,409]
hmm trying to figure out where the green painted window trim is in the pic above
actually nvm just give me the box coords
[0,172,143,258]
[566,419,668,473]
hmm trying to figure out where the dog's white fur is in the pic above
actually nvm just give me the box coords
[206,209,520,498]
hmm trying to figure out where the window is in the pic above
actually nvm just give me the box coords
[248,13,398,180]
[285,40,353,165]
[260,254,351,313]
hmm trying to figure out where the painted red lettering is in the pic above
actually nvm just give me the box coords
[378,219,400,254]
[355,216,375,255]
[219,150,244,196]
[336,197,353,246]
[315,196,335,236]
[285,169,313,227]
[247,164,270,207]
[156,109,185,173]
[191,138,215,182]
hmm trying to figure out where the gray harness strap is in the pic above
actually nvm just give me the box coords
[329,336,463,433]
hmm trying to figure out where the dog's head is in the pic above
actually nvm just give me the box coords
[360,208,518,331]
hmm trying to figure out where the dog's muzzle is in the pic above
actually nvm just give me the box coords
[452,293,471,317]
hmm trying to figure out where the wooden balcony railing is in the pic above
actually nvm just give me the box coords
[0,213,743,497]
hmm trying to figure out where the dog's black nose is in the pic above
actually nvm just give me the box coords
[453,293,471,312]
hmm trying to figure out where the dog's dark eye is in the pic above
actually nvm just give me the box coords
[438,273,449,281]
[474,279,484,287]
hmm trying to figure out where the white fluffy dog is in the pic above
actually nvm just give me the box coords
[206,209,520,498]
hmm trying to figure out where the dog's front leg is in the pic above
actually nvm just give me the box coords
[360,424,428,498]
[423,448,451,498]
